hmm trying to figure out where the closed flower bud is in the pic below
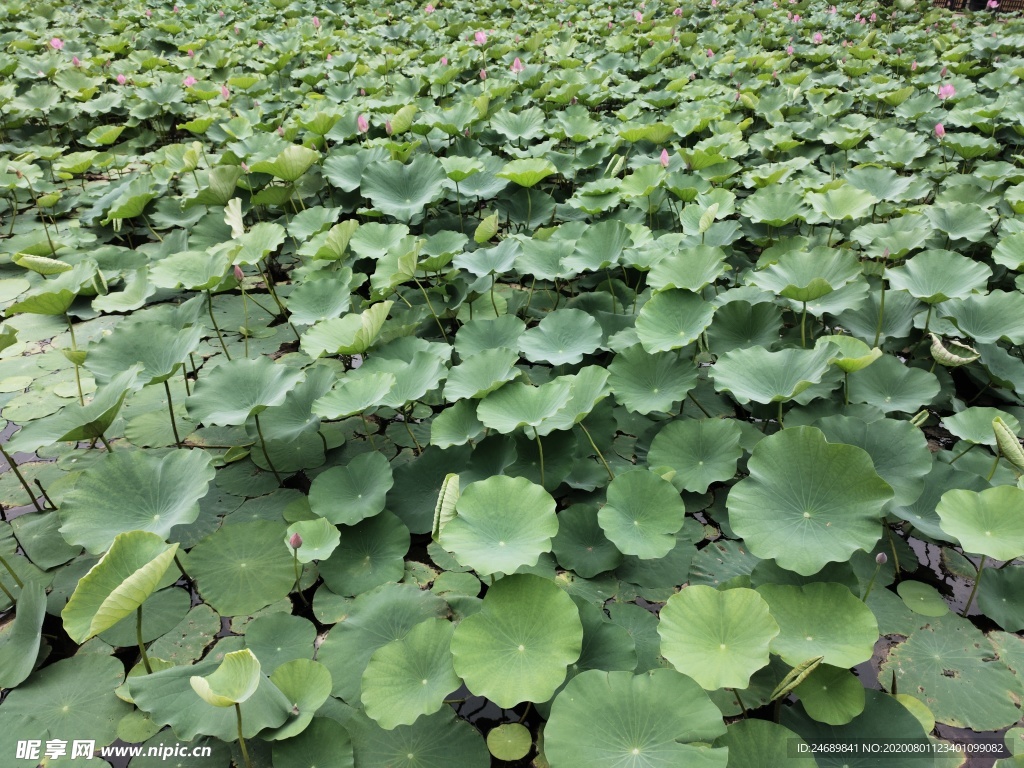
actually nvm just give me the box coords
[289,533,302,549]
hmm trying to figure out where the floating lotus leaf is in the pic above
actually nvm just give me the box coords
[712,720,817,767]
[273,718,353,768]
[318,511,409,596]
[187,356,306,426]
[793,665,866,726]
[897,581,949,617]
[976,566,1024,632]
[607,344,697,415]
[243,613,316,675]
[886,250,991,303]
[635,289,716,353]
[487,723,531,761]
[0,582,46,689]
[545,669,728,768]
[551,503,623,578]
[309,451,394,525]
[361,618,459,729]
[518,308,602,366]
[62,531,178,643]
[450,574,582,708]
[728,427,893,575]
[711,344,834,405]
[58,448,214,554]
[658,586,779,690]
[598,469,686,559]
[443,348,520,401]
[936,486,1024,561]
[648,419,743,493]
[85,322,201,385]
[757,582,879,668]
[439,475,557,576]
[344,708,489,768]
[846,354,940,414]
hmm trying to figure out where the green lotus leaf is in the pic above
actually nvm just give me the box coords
[243,614,316,675]
[361,618,459,729]
[534,365,611,436]
[128,656,292,740]
[749,248,860,303]
[497,158,558,188]
[317,583,449,703]
[273,718,353,768]
[261,658,333,740]
[551,503,622,578]
[519,308,602,366]
[886,250,991,303]
[706,300,783,354]
[648,419,743,493]
[728,427,893,575]
[443,348,520,401]
[476,379,572,434]
[454,239,520,277]
[792,664,866,726]
[187,356,306,426]
[941,291,1024,345]
[282,271,354,325]
[607,344,697,415]
[889,461,988,542]
[897,581,949,617]
[563,219,633,273]
[62,531,178,644]
[187,520,296,616]
[231,222,286,265]
[360,155,446,223]
[285,518,340,564]
[936,486,1024,561]
[148,249,231,291]
[430,400,485,448]
[6,365,143,454]
[635,289,716,353]
[976,566,1024,632]
[0,582,46,689]
[712,720,817,768]
[300,301,393,358]
[319,511,409,596]
[58,448,214,554]
[455,316,526,357]
[545,669,728,768]
[711,344,834,405]
[190,649,262,707]
[313,371,396,419]
[85,322,201,385]
[309,451,394,525]
[249,144,320,182]
[817,335,882,373]
[879,613,1022,731]
[942,407,1020,447]
[846,354,940,414]
[757,582,879,668]
[439,475,557,576]
[658,585,779,690]
[992,232,1024,271]
[806,184,878,221]
[451,574,582,708]
[742,186,809,226]
[598,469,685,559]
[649,245,728,294]
[487,723,531,761]
[924,202,997,242]
[814,415,932,508]
[344,708,489,768]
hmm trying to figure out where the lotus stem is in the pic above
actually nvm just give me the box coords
[137,606,152,674]
[206,291,232,360]
[33,479,55,510]
[0,552,24,588]
[960,555,986,617]
[360,412,377,450]
[873,276,887,348]
[732,688,749,718]
[0,444,44,514]
[883,523,901,577]
[579,423,614,481]
[454,180,464,233]
[254,413,283,485]
[413,276,448,343]
[256,260,300,342]
[489,273,499,317]
[403,407,423,454]
[777,401,784,429]
[240,283,250,358]
[291,549,309,607]
[173,554,191,582]
[535,429,546,488]
[800,302,807,348]
[99,434,114,452]
[182,365,191,396]
[862,563,882,602]
[164,380,182,448]
[948,442,976,465]
[985,449,1000,482]
[65,315,85,406]
[235,703,253,768]
[688,394,712,418]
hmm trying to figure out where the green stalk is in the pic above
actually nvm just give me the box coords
[99,434,114,452]
[164,380,182,448]
[800,302,807,348]
[0,578,16,606]
[862,563,882,602]
[65,315,85,406]
[985,449,1001,482]
[0,444,44,514]
[413,276,448,342]
[535,429,546,489]
[732,688,749,718]
[960,555,986,617]
[0,552,25,588]
[137,606,153,674]
[579,423,614,481]
[291,549,309,606]
[873,276,887,348]
[240,282,250,358]
[206,292,232,360]
[254,414,283,485]
[235,704,253,768]
[257,260,300,342]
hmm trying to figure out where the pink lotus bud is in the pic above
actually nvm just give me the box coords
[711,0,718,7]
[359,88,366,96]
[937,83,955,100]
[911,60,917,71]
[257,40,264,48]
[870,12,876,20]
[183,75,197,87]
[830,5,837,12]
[221,85,230,100]
[241,162,250,171]
[289,533,302,549]
[357,114,369,132]
[312,15,320,28]
[425,3,435,11]
[173,4,179,11]
[855,12,861,20]
[634,10,643,21]
[793,14,801,21]
[707,48,714,57]
[786,45,794,55]
[934,123,945,138]
[219,10,224,16]
[875,552,887,565]
[660,149,669,167]
[440,56,448,65]
[145,9,152,16]
[277,126,284,136]
[608,20,614,28]
[116,74,126,85]
[940,66,947,77]
[326,54,331,60]
[511,57,524,73]
[479,68,487,79]
[673,7,682,15]
[234,26,240,34]
[813,32,823,43]
[475,30,487,45]
[72,56,81,67]
[234,265,244,281]
[187,49,194,57]
[50,37,64,50]
[386,120,393,135]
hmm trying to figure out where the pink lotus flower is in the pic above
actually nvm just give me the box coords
[116,74,126,84]
[511,57,524,73]
[219,10,224,16]
[277,126,284,136]
[934,123,945,138]
[221,85,230,100]
[608,20,614,28]
[660,149,669,168]
[50,37,64,50]
[241,162,249,171]
[988,0,999,7]
[911,60,917,71]
[357,114,369,132]
[813,32,823,43]
[145,9,152,16]
[829,5,837,13]
[854,12,861,20]
[440,56,448,65]
[870,12,876,20]
[479,68,487,79]
[475,30,487,45]
[183,75,197,87]
[707,48,714,57]
[187,49,194,57]
[425,3,434,11]
[234,265,244,281]
[173,4,179,11]
[634,10,643,21]
[711,0,718,7]
[937,83,955,100]
[72,56,81,66]
[312,15,320,28]
[786,45,794,54]
[793,14,801,21]
[674,7,682,15]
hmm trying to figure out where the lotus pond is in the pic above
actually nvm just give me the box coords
[1,0,1023,765]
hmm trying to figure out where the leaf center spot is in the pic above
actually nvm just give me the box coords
[632,748,641,756]
[805,636,813,641]
[719,644,726,650]
[421,679,428,685]
[803,511,811,518]
[518,644,525,652]
[499,541,506,546]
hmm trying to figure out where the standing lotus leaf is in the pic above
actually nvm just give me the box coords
[727,427,893,575]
